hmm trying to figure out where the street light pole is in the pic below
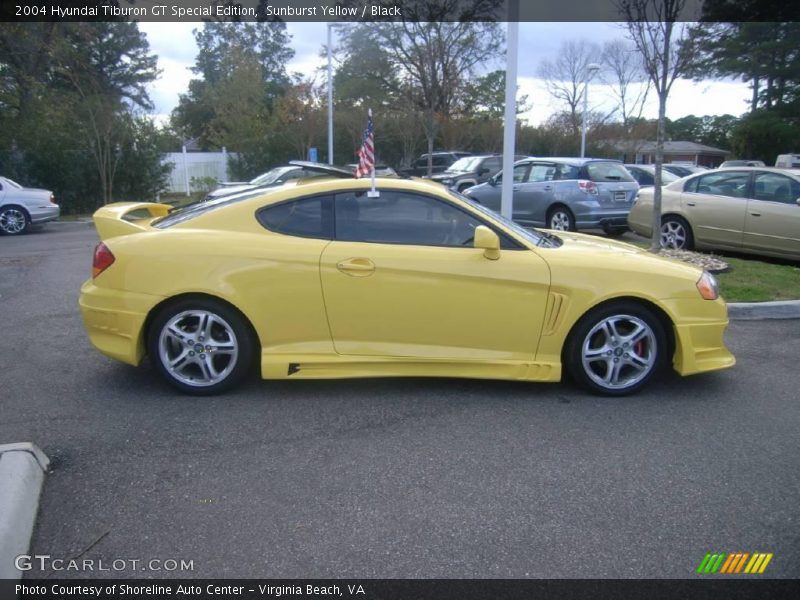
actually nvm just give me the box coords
[580,63,600,159]
[327,24,334,165]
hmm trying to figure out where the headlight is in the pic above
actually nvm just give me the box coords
[441,179,453,186]
[696,271,719,300]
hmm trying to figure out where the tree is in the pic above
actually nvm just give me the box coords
[173,22,294,151]
[341,20,503,174]
[53,22,159,206]
[539,40,601,137]
[600,39,651,157]
[618,0,692,252]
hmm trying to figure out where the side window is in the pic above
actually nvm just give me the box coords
[555,164,581,181]
[752,172,800,204]
[335,190,484,247]
[692,171,750,198]
[683,176,698,193]
[512,164,531,183]
[634,170,654,186]
[415,158,427,168]
[482,157,502,172]
[257,195,333,239]
[528,164,556,183]
[432,156,448,167]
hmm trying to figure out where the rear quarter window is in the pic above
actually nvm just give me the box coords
[257,195,333,239]
[586,162,635,182]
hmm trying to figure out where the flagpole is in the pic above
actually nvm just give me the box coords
[368,108,378,197]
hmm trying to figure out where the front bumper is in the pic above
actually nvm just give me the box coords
[79,279,163,366]
[663,297,736,376]
[29,204,60,224]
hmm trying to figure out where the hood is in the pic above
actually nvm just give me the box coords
[429,170,466,181]
[545,230,703,279]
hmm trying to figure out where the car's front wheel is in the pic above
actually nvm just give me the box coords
[566,302,668,396]
[0,206,29,235]
[148,298,255,395]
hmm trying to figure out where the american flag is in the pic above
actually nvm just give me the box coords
[354,109,374,179]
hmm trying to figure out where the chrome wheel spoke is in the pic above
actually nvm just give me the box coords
[158,309,239,388]
[581,314,657,391]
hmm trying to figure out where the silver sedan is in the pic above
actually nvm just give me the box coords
[0,176,60,235]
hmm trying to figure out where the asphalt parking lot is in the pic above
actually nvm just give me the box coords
[1,222,799,579]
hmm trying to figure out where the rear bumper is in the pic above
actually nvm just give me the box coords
[29,205,60,224]
[575,210,632,229]
[79,279,163,366]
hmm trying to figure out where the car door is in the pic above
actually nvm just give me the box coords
[319,189,551,361]
[0,179,6,205]
[743,171,800,258]
[681,170,750,249]
[521,162,558,225]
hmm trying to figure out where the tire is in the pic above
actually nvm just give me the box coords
[660,215,694,250]
[147,297,255,395]
[565,301,669,396]
[0,206,30,235]
[547,206,576,232]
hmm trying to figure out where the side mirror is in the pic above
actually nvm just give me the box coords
[478,167,490,176]
[474,225,501,260]
[796,198,800,206]
[489,174,499,186]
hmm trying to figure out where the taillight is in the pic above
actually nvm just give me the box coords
[92,242,115,278]
[49,193,57,205]
[578,180,598,195]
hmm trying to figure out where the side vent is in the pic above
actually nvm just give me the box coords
[542,292,567,336]
[287,363,300,375]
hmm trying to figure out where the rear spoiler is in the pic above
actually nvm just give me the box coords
[92,202,171,241]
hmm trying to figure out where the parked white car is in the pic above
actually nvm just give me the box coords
[0,176,60,235]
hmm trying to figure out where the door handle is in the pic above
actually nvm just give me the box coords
[336,257,375,276]
[750,212,761,217]
[512,186,520,191]
[543,186,553,191]
[686,202,696,207]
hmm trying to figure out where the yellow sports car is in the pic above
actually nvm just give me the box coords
[79,176,734,396]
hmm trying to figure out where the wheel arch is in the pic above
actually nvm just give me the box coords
[0,203,31,221]
[561,295,677,366]
[142,292,262,360]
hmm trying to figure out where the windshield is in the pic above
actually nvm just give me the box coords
[447,189,553,247]
[586,162,636,182]
[250,167,294,186]
[448,156,484,173]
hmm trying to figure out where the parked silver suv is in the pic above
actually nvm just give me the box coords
[462,158,639,235]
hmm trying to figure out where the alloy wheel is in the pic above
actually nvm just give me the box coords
[0,208,27,234]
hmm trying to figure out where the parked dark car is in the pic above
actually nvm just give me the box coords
[463,157,639,235]
[427,154,525,192]
[401,151,472,177]
[625,164,680,187]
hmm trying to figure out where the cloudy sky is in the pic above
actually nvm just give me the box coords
[139,21,751,127]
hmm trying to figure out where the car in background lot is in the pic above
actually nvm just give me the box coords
[427,154,525,192]
[0,176,60,235]
[401,151,472,176]
[625,164,680,187]
[628,167,800,260]
[719,159,766,168]
[346,164,399,177]
[775,154,800,169]
[661,164,708,178]
[79,176,734,397]
[463,158,639,236]
[206,162,354,201]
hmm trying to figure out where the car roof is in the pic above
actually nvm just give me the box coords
[520,157,623,166]
[287,160,354,177]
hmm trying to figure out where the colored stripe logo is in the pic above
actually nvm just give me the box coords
[697,552,773,574]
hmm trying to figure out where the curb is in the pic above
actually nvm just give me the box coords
[728,300,800,321]
[0,443,49,580]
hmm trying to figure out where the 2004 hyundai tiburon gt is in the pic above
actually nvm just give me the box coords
[79,177,734,396]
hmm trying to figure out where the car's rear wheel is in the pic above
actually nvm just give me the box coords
[0,206,29,235]
[547,206,576,231]
[148,298,255,395]
[660,215,694,250]
[566,302,668,396]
